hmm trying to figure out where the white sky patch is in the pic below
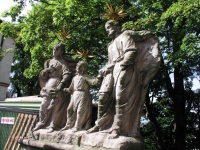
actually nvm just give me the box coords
[192,78,200,90]
[0,0,31,22]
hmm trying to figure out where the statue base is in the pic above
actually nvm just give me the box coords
[19,129,147,150]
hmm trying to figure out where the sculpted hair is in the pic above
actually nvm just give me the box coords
[76,61,88,74]
[106,20,122,28]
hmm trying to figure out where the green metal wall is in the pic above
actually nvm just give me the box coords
[0,98,97,149]
[0,100,40,150]
[0,110,18,150]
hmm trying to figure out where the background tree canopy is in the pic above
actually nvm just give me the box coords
[0,0,199,149]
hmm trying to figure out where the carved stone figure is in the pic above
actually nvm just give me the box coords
[99,20,161,139]
[87,65,115,133]
[60,61,96,132]
[33,43,72,132]
[86,20,161,141]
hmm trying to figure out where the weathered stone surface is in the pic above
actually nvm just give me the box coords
[103,136,146,150]
[20,139,74,150]
[81,132,107,147]
[20,20,161,150]
[58,129,86,145]
[22,131,147,150]
[82,132,146,150]
[33,43,72,132]
[60,61,96,132]
[85,20,161,142]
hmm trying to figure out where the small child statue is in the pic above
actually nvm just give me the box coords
[60,61,98,132]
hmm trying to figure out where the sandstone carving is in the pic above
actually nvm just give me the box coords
[33,43,73,132]
[60,61,96,132]
[20,20,161,150]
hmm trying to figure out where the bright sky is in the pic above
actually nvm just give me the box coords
[0,0,199,90]
[191,78,200,90]
[0,0,31,22]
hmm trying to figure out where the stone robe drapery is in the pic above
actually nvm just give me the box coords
[39,58,71,130]
[94,72,115,131]
[108,30,161,137]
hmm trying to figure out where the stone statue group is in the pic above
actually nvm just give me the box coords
[32,20,161,140]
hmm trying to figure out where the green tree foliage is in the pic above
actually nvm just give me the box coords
[8,43,40,96]
[0,0,199,149]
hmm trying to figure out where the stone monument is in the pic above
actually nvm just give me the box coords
[19,20,161,150]
[32,43,72,133]
[60,61,97,132]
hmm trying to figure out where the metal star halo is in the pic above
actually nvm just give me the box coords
[56,28,72,40]
[76,50,96,60]
[102,3,127,21]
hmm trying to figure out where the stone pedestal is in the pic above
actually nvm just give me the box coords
[81,132,146,150]
[19,129,147,150]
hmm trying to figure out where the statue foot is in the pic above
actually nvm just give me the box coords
[86,125,99,134]
[72,127,79,132]
[47,127,54,133]
[108,130,119,139]
[60,125,70,132]
[32,122,45,131]
[101,128,112,133]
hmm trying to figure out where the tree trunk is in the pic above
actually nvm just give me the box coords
[16,86,22,97]
[162,55,186,149]
[174,63,186,150]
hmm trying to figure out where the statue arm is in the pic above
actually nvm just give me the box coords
[63,85,74,94]
[121,34,138,67]
[39,60,55,79]
[84,75,100,86]
[122,50,137,66]
[39,70,49,79]
[60,72,71,85]
[63,78,74,94]
[57,62,72,91]
[98,64,114,77]
[63,88,70,93]
[120,30,154,68]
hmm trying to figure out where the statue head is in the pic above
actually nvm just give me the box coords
[76,61,88,75]
[53,43,65,58]
[105,20,122,39]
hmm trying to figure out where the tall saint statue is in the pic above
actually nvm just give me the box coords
[88,20,161,140]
